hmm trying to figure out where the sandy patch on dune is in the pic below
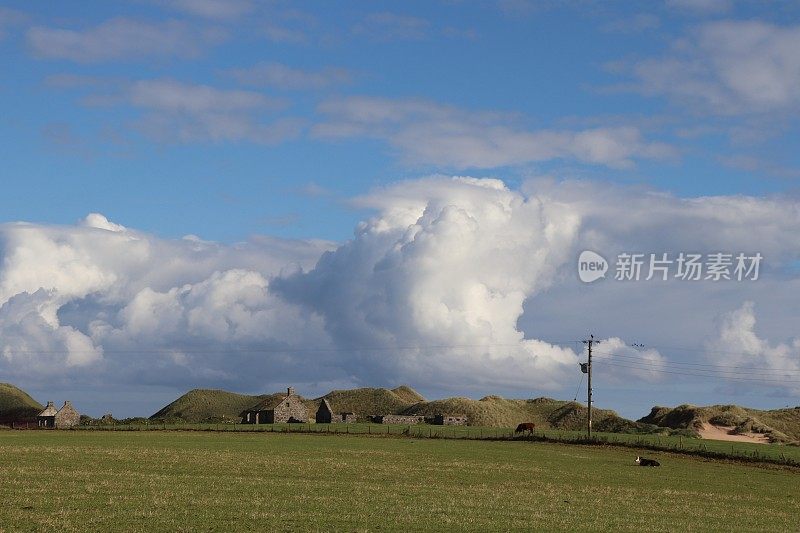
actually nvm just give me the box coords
[698,423,769,444]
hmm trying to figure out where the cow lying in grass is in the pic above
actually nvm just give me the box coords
[635,456,660,467]
[515,422,535,435]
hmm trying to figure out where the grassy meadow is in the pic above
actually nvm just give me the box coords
[72,421,800,464]
[1,430,798,531]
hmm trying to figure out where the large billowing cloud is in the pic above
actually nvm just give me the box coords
[1,179,799,407]
[273,177,582,391]
[0,214,331,387]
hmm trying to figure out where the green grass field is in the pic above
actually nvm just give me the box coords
[1,431,798,531]
[71,422,800,464]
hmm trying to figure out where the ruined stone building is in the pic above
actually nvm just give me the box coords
[37,401,80,429]
[241,387,308,424]
[434,414,468,426]
[315,399,358,424]
[340,412,358,423]
[373,414,424,424]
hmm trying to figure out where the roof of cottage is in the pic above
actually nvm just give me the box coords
[38,401,58,417]
[245,391,301,413]
[56,401,79,416]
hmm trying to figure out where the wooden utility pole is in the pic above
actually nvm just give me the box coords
[582,335,600,438]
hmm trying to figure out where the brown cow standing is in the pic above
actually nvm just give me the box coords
[515,422,536,435]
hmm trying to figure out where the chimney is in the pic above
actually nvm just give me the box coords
[287,387,295,396]
[46,401,54,408]
[64,401,72,407]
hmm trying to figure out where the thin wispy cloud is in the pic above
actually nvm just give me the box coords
[161,0,254,20]
[263,23,308,44]
[665,0,732,14]
[313,96,675,169]
[26,18,226,62]
[125,79,301,144]
[353,12,431,41]
[601,13,660,34]
[229,62,353,90]
[617,20,800,115]
[129,79,281,113]
[0,7,26,40]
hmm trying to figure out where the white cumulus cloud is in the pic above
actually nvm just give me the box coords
[2,178,799,406]
[708,301,800,394]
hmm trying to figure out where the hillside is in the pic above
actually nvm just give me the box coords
[389,385,426,404]
[639,404,800,443]
[0,383,44,425]
[153,385,709,435]
[402,395,641,431]
[150,389,272,422]
[318,386,425,419]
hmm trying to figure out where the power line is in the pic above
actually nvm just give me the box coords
[613,342,800,360]
[591,349,800,374]
[594,359,800,384]
[572,371,584,402]
[592,353,800,378]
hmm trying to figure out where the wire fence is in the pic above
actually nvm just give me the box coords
[25,421,794,466]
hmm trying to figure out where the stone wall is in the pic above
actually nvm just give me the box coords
[434,415,468,426]
[377,415,424,425]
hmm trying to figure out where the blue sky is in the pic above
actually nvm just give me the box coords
[2,0,798,242]
[1,1,799,418]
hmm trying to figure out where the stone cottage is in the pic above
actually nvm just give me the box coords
[315,399,358,424]
[37,401,80,429]
[241,387,308,424]
[37,401,58,428]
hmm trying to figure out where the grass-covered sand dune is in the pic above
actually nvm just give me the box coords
[148,388,271,422]
[148,385,652,431]
[640,404,800,443]
[149,385,800,442]
[0,382,44,425]
[402,395,642,432]
[9,379,800,445]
